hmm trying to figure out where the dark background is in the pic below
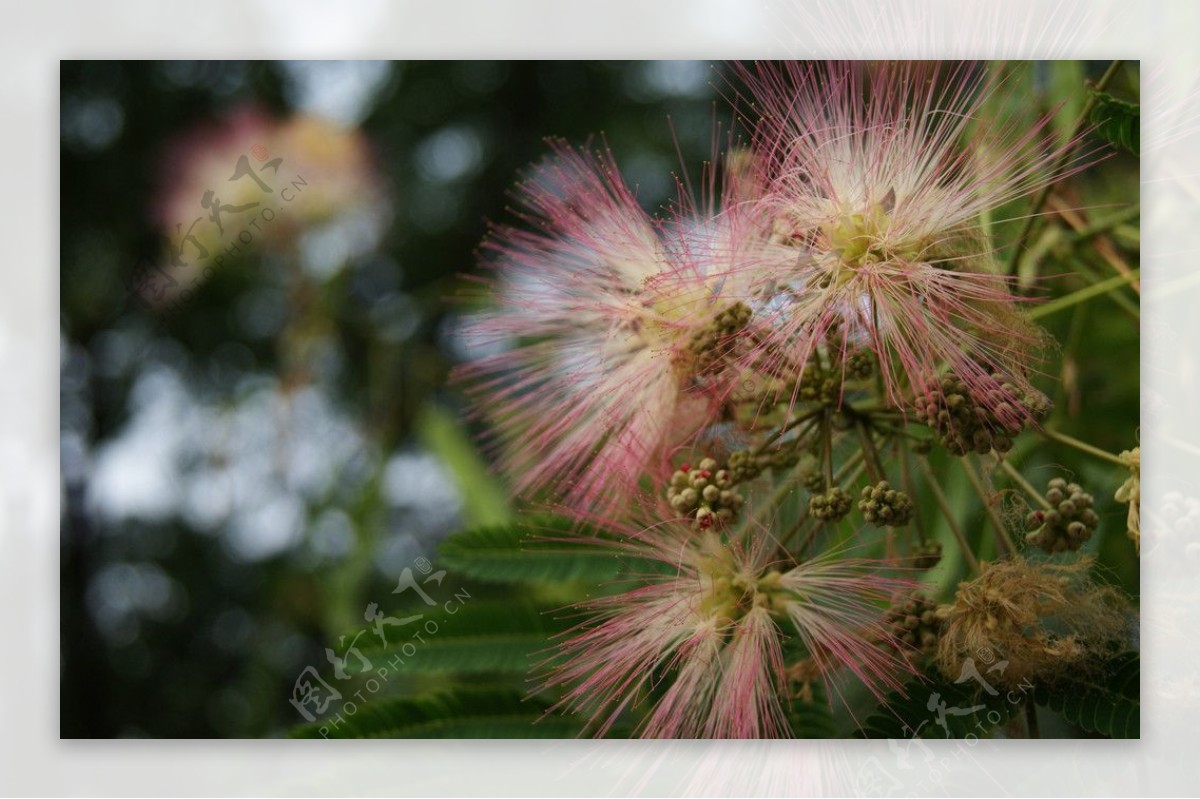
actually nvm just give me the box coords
[60,60,732,737]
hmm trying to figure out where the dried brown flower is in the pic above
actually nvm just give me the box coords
[936,557,1130,688]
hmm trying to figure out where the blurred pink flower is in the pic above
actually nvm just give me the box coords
[457,142,778,511]
[141,105,387,307]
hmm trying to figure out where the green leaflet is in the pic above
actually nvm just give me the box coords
[1089,90,1139,155]
[438,519,657,585]
[1047,61,1086,145]
[347,599,569,675]
[286,518,664,739]
[785,681,838,738]
[856,671,1022,739]
[856,652,1140,739]
[289,686,580,739]
[1034,651,1140,738]
[418,403,512,529]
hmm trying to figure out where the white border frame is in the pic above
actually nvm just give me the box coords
[5,0,1194,795]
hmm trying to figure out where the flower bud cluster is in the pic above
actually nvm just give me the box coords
[912,541,943,570]
[809,486,853,522]
[1025,478,1099,553]
[921,372,1051,456]
[799,461,826,492]
[790,349,874,408]
[668,458,745,528]
[885,592,941,658]
[858,480,915,527]
[687,302,752,374]
[795,367,841,407]
[846,349,874,381]
[727,447,801,482]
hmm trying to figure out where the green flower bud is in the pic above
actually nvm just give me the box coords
[1027,477,1099,553]
[859,480,915,527]
[809,487,853,522]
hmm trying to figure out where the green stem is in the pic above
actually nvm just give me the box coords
[1040,427,1127,466]
[748,459,807,532]
[799,459,867,560]
[1065,203,1140,247]
[776,452,865,561]
[1074,254,1140,319]
[1050,303,1089,425]
[779,417,822,455]
[898,440,928,546]
[857,421,884,483]
[865,408,909,420]
[794,520,823,561]
[822,410,834,490]
[998,459,1054,511]
[777,509,812,553]
[836,448,865,483]
[750,436,861,535]
[753,407,822,457]
[1113,224,1139,246]
[1028,268,1140,320]
[917,458,981,575]
[878,422,934,447]
[963,456,1017,558]
[1006,59,1124,276]
[1025,701,1041,739]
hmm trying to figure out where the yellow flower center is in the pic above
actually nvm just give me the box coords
[818,196,923,284]
[693,533,790,624]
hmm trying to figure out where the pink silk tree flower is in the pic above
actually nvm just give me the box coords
[539,521,917,738]
[729,61,1094,420]
[456,141,777,511]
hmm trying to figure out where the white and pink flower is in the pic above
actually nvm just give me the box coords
[540,516,917,738]
[732,61,1094,413]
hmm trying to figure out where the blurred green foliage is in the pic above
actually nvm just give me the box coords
[61,60,727,737]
